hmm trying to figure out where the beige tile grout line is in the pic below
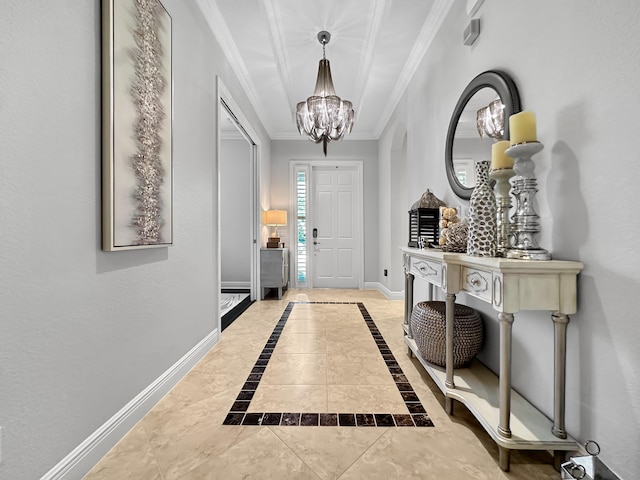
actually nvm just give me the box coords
[335,428,391,480]
[140,417,167,480]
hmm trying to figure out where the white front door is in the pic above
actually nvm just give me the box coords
[311,166,361,288]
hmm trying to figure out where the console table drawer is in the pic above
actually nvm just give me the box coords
[462,267,492,302]
[411,257,442,285]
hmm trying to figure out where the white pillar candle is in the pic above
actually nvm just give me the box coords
[509,111,537,145]
[491,140,514,170]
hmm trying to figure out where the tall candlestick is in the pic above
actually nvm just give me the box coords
[505,141,550,260]
[509,111,537,145]
[489,167,515,256]
[491,140,514,170]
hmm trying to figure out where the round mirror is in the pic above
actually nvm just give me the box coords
[445,71,521,199]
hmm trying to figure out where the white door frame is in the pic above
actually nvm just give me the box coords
[216,77,261,330]
[289,159,364,290]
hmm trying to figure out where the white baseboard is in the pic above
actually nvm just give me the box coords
[364,282,404,300]
[41,329,220,480]
[221,281,251,290]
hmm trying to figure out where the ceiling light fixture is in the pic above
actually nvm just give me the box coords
[296,31,355,156]
[476,99,505,139]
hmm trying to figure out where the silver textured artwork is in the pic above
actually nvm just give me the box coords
[102,0,172,251]
[130,0,167,244]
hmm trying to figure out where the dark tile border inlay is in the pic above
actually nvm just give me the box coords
[222,301,434,428]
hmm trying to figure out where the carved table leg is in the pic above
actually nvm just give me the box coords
[445,397,454,416]
[498,312,514,439]
[554,450,567,472]
[552,312,570,439]
[404,272,415,339]
[445,292,456,415]
[445,293,456,389]
[499,446,511,471]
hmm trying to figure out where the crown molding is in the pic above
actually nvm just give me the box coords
[351,0,389,126]
[263,0,296,109]
[373,0,454,138]
[194,0,274,138]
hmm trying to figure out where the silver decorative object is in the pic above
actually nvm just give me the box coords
[467,160,497,256]
[296,31,355,156]
[489,168,515,257]
[476,99,505,139]
[102,0,173,251]
[505,141,551,260]
[130,0,167,245]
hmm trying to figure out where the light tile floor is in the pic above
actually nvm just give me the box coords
[84,289,561,479]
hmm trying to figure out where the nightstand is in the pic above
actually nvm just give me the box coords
[260,248,289,299]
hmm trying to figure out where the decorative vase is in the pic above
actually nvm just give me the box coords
[467,160,497,256]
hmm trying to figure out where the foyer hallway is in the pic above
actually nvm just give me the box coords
[85,289,560,479]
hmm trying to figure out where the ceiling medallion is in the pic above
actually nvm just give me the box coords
[296,31,355,155]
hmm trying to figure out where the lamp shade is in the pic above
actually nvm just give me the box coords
[263,210,287,226]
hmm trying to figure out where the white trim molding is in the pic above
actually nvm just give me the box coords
[40,330,219,480]
[221,281,251,290]
[364,281,404,300]
[467,0,485,16]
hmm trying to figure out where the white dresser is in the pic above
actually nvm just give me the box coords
[260,248,289,299]
[401,246,583,471]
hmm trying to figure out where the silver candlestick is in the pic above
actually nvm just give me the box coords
[505,141,551,260]
[489,168,515,257]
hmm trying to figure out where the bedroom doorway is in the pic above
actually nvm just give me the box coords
[217,78,260,331]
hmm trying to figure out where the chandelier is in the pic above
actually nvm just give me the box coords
[296,31,355,155]
[476,99,505,139]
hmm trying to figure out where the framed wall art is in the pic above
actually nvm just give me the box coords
[102,0,173,251]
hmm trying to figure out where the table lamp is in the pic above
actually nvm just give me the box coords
[263,209,287,248]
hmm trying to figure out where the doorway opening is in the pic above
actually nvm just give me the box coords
[217,78,260,331]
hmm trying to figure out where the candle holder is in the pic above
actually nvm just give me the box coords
[504,141,551,260]
[489,168,515,257]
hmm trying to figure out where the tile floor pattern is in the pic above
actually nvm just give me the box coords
[85,289,562,480]
[222,301,433,428]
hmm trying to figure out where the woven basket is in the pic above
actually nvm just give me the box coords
[410,301,483,368]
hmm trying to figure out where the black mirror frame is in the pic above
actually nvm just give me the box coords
[445,70,521,200]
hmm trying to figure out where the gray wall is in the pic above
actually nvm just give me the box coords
[270,139,379,283]
[0,1,270,479]
[379,1,640,477]
[220,137,252,284]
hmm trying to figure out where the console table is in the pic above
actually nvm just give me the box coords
[260,248,289,299]
[401,247,583,471]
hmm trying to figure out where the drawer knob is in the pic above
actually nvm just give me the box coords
[466,272,488,292]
